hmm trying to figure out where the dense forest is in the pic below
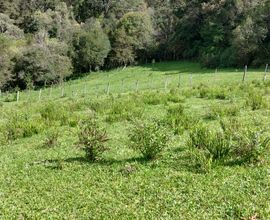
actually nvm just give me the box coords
[0,0,269,91]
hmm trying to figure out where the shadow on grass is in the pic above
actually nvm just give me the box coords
[64,156,149,165]
[39,156,151,170]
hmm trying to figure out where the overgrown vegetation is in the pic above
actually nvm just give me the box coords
[0,63,269,218]
[77,118,109,161]
[1,0,270,91]
[129,119,171,160]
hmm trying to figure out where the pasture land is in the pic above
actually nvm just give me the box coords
[0,62,270,219]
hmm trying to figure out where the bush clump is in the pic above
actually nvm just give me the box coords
[106,99,143,123]
[43,129,60,148]
[77,118,109,161]
[188,120,270,172]
[2,112,44,142]
[39,102,69,125]
[165,104,199,134]
[188,123,233,161]
[129,120,171,160]
[245,92,267,111]
[206,102,241,119]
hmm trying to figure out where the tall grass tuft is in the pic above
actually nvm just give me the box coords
[129,119,171,160]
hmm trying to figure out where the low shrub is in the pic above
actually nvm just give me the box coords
[43,130,59,148]
[3,93,16,102]
[197,84,210,98]
[39,102,69,125]
[167,89,186,103]
[189,148,213,173]
[211,87,229,100]
[245,91,267,110]
[2,112,44,142]
[196,84,230,100]
[220,118,270,164]
[77,118,109,161]
[141,91,168,105]
[233,130,270,164]
[165,104,199,134]
[106,99,143,123]
[206,103,241,119]
[129,120,171,160]
[187,123,233,162]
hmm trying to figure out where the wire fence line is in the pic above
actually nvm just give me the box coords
[0,69,268,104]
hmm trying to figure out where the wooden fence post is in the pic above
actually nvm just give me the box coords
[84,84,87,95]
[135,80,139,92]
[16,91,20,103]
[121,79,124,93]
[242,65,247,82]
[49,86,52,98]
[27,89,30,101]
[61,86,65,97]
[189,74,193,87]
[39,89,42,101]
[264,64,268,81]
[165,77,168,91]
[95,85,99,97]
[106,82,110,95]
[178,73,181,88]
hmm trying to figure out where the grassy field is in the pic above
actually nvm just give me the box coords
[0,61,267,103]
[0,61,270,219]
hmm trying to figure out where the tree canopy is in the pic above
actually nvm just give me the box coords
[0,0,270,91]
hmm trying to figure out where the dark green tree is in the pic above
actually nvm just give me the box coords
[72,19,111,73]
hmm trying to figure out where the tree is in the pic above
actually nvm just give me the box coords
[110,11,154,66]
[0,35,15,89]
[72,19,111,73]
[12,37,72,89]
[0,13,24,39]
[30,2,79,41]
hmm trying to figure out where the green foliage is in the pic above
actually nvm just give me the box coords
[105,99,143,123]
[220,117,270,165]
[207,103,241,119]
[43,129,59,148]
[13,39,72,89]
[39,102,69,125]
[141,91,168,105]
[189,148,213,174]
[0,13,24,39]
[245,91,267,110]
[0,35,17,89]
[233,130,270,164]
[1,112,44,142]
[72,19,111,73]
[129,119,171,160]
[197,84,230,100]
[165,104,199,135]
[187,123,233,162]
[111,11,154,66]
[77,118,109,161]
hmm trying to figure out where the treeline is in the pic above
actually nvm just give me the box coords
[0,0,269,90]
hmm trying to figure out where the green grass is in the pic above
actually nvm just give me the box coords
[0,61,266,104]
[0,61,270,219]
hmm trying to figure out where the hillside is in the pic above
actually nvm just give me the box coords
[0,62,270,219]
[0,61,267,104]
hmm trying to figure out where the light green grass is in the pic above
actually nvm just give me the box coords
[0,61,266,104]
[0,61,270,219]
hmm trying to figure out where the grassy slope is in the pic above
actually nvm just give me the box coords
[1,61,266,103]
[0,61,270,219]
